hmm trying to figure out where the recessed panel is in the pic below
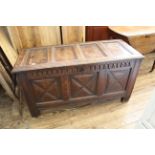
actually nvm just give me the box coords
[80,43,106,59]
[105,69,130,93]
[54,46,77,61]
[26,48,48,65]
[31,77,62,103]
[70,73,97,98]
[101,42,132,56]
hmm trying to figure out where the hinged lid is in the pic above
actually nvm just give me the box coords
[12,39,144,73]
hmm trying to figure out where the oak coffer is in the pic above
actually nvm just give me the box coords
[12,39,144,117]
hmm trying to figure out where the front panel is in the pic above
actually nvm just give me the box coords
[18,59,141,117]
[105,68,131,94]
[31,77,62,103]
[69,72,98,98]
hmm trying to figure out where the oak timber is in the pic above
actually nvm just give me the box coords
[12,40,143,73]
[62,26,85,44]
[0,52,154,128]
[86,26,110,41]
[0,28,18,66]
[7,26,61,51]
[12,40,143,117]
[109,26,155,54]
[0,62,17,102]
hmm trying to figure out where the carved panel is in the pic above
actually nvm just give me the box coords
[70,73,97,98]
[26,48,48,65]
[105,69,131,93]
[13,39,143,117]
[31,77,62,103]
[27,61,132,79]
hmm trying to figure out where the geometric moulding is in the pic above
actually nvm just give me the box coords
[70,73,97,98]
[31,77,61,102]
[105,69,130,93]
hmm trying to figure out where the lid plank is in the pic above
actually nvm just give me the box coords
[12,39,144,73]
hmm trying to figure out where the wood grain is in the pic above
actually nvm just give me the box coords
[0,52,154,128]
[0,28,18,66]
[0,62,17,101]
[13,40,143,117]
[0,62,12,86]
[12,40,143,73]
[62,26,85,44]
[86,26,109,41]
[7,26,61,50]
[109,26,155,37]
[109,26,155,54]
[7,26,23,51]
[7,26,85,49]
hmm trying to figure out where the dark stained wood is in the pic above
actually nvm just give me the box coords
[86,26,110,41]
[17,73,40,116]
[122,60,143,101]
[12,40,144,117]
[97,70,107,96]
[150,60,155,72]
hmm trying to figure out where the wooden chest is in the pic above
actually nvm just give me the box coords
[12,40,144,117]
